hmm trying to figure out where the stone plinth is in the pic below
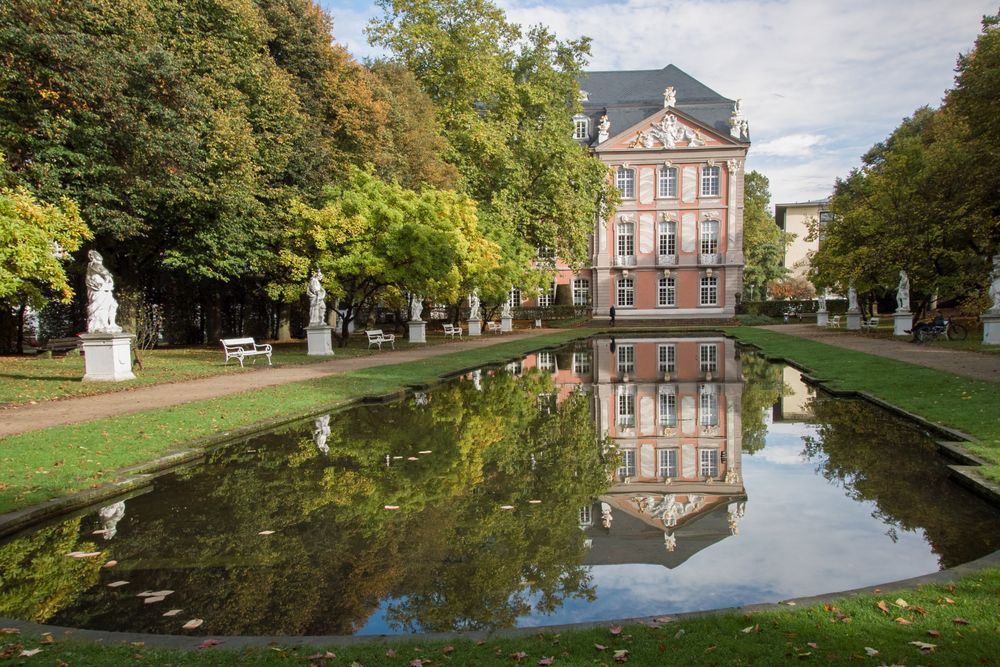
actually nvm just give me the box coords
[468,318,482,336]
[846,312,861,330]
[816,311,829,327]
[501,316,513,333]
[984,313,1000,345]
[408,320,427,344]
[306,325,334,356]
[894,311,912,337]
[81,333,135,382]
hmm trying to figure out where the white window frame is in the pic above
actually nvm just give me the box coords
[537,350,556,372]
[701,165,720,197]
[700,389,719,427]
[617,447,636,478]
[616,344,635,375]
[657,344,676,373]
[699,344,718,373]
[572,277,590,306]
[658,220,676,257]
[537,281,555,308]
[657,166,677,198]
[573,115,589,140]
[700,220,719,255]
[572,351,591,375]
[578,504,593,526]
[658,448,677,478]
[699,449,719,477]
[616,277,635,307]
[699,275,718,306]
[658,392,677,428]
[658,276,676,307]
[616,221,635,259]
[617,391,636,429]
[509,287,522,308]
[616,166,635,199]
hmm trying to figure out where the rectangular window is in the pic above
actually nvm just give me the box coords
[700,389,719,427]
[537,393,556,414]
[658,166,677,198]
[537,351,556,372]
[658,392,676,427]
[699,344,718,372]
[578,505,592,526]
[701,165,720,197]
[617,392,635,429]
[616,344,635,375]
[617,277,635,307]
[658,221,676,257]
[572,351,591,375]
[573,278,590,306]
[699,449,719,477]
[658,448,677,478]
[700,220,719,255]
[699,275,718,306]
[658,344,676,373]
[509,287,522,307]
[536,246,555,262]
[658,276,676,307]
[537,281,555,308]
[573,117,589,140]
[617,448,636,478]
[616,167,636,199]
[616,222,635,259]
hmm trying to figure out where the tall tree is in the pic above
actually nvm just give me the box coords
[741,171,789,300]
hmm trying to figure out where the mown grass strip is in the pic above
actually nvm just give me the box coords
[0,330,594,513]
[4,568,999,665]
[725,327,1000,481]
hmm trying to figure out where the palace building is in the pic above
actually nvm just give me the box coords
[529,65,749,321]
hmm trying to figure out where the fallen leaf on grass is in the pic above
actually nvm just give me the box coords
[863,647,879,657]
[163,610,183,617]
[39,634,54,645]
[943,596,955,604]
[674,629,685,639]
[66,551,102,558]
[384,505,400,510]
[409,659,429,667]
[258,530,275,536]
[609,625,622,636]
[894,598,909,608]
[442,645,455,655]
[927,630,941,637]
[894,617,912,625]
[107,581,129,588]
[538,658,554,666]
[20,648,42,657]
[385,649,396,657]
[613,649,629,663]
[418,450,432,454]
[877,600,890,614]
[528,500,542,504]
[807,642,818,649]
[909,641,936,652]
[181,619,203,630]
[197,639,222,649]
[307,652,336,660]
[594,643,607,651]
[103,560,117,568]
[741,624,760,634]
[511,651,528,661]
[953,617,970,625]
[144,596,166,604]
[500,505,515,510]
[0,628,19,635]
[407,457,419,461]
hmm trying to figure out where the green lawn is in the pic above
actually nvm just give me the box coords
[0,330,594,513]
[4,568,998,665]
[724,327,1000,481]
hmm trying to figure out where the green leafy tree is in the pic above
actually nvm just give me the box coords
[741,171,790,300]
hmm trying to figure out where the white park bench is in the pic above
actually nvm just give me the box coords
[442,324,462,338]
[365,329,395,350]
[860,316,880,331]
[221,337,272,367]
[487,321,503,334]
[826,315,842,328]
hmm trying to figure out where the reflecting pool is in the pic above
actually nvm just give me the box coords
[2,335,999,636]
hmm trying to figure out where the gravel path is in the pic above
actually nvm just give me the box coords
[759,324,1000,383]
[0,330,552,438]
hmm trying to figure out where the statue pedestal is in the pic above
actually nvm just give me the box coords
[468,319,482,336]
[81,333,135,382]
[846,311,861,330]
[983,312,1000,345]
[501,316,513,333]
[893,311,912,337]
[306,325,334,356]
[816,311,829,327]
[408,320,427,344]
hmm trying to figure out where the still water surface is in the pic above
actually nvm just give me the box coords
[2,335,999,636]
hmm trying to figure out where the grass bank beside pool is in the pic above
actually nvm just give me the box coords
[3,568,999,665]
[725,327,1000,481]
[0,330,594,514]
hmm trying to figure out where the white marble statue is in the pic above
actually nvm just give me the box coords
[85,250,122,333]
[471,369,482,391]
[818,291,827,312]
[597,113,610,142]
[896,270,910,312]
[989,256,1000,313]
[729,99,747,139]
[97,501,125,540]
[409,294,423,321]
[663,86,676,108]
[501,299,512,319]
[847,284,859,312]
[307,270,326,325]
[313,414,331,455]
[663,531,677,552]
[600,501,613,529]
[650,113,702,148]
[468,288,481,320]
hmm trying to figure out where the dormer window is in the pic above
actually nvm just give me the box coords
[573,115,589,140]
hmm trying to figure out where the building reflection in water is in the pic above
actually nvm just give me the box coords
[517,335,747,567]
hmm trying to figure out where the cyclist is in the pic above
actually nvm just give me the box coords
[907,311,945,342]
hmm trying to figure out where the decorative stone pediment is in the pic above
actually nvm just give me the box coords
[599,107,742,153]
[628,113,706,149]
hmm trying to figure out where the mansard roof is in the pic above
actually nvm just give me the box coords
[577,64,742,145]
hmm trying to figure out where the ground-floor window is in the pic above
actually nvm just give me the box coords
[618,448,636,478]
[573,351,591,375]
[658,276,676,306]
[509,287,522,308]
[573,278,591,306]
[658,448,677,478]
[617,277,634,307]
[537,281,555,308]
[700,449,719,477]
[537,351,556,372]
[700,275,718,305]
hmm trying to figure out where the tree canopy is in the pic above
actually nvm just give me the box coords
[741,171,789,300]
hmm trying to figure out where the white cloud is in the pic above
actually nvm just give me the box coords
[753,133,827,158]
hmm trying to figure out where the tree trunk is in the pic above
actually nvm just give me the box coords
[276,302,292,341]
[339,306,353,347]
[205,292,224,344]
[15,301,26,355]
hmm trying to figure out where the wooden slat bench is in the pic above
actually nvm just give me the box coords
[365,329,395,350]
[39,337,81,354]
[221,337,272,367]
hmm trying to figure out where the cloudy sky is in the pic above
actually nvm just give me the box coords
[318,0,994,206]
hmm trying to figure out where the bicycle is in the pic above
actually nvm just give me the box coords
[915,319,967,343]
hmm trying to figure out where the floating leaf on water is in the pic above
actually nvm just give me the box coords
[107,581,129,588]
[103,560,118,569]
[258,530,275,536]
[384,505,400,510]
[163,609,183,617]
[181,619,203,630]
[144,596,166,604]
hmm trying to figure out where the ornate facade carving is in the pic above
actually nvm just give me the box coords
[648,114,705,149]
[663,86,676,108]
